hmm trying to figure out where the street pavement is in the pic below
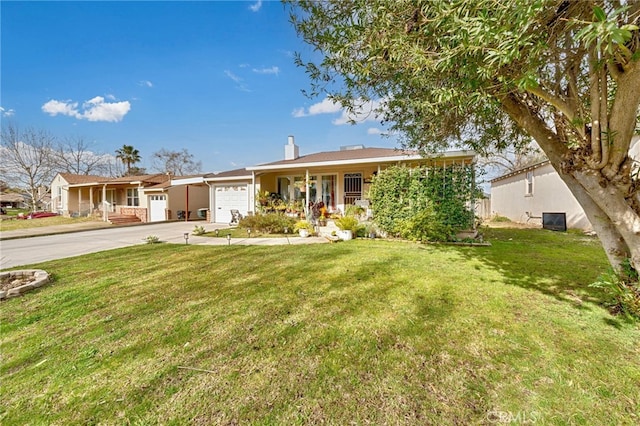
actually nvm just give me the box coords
[0,221,327,269]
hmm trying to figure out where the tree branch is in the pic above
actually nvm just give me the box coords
[525,85,585,140]
[497,91,569,167]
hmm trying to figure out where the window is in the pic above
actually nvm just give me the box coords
[293,175,317,201]
[277,174,337,209]
[525,171,534,196]
[321,175,336,209]
[127,188,139,206]
[278,177,290,201]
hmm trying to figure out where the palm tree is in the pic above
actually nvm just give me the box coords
[115,145,141,176]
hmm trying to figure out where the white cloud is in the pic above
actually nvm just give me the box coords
[224,70,250,92]
[42,96,131,122]
[368,127,383,135]
[0,106,15,117]
[81,96,131,122]
[106,94,116,100]
[293,97,385,126]
[249,1,262,12]
[139,80,153,88]
[292,97,343,118]
[291,107,306,118]
[333,99,384,125]
[224,70,242,83]
[42,99,81,118]
[311,98,343,115]
[252,66,279,76]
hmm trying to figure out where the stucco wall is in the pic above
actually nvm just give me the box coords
[50,175,67,214]
[50,176,96,216]
[166,185,208,218]
[491,136,639,231]
[491,163,591,230]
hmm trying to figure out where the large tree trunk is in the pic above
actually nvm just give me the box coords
[570,168,640,272]
[558,167,638,271]
[499,92,640,273]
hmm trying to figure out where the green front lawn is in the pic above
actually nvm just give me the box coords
[1,228,638,424]
[0,215,102,232]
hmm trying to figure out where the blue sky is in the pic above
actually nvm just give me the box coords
[1,0,395,173]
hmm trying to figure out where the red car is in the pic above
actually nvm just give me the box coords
[17,212,60,219]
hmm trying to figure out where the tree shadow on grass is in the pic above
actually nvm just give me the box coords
[443,228,611,313]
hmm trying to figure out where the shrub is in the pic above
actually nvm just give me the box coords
[398,205,453,242]
[143,235,161,244]
[344,204,365,217]
[369,164,477,241]
[590,259,640,320]
[334,215,360,233]
[294,220,314,232]
[192,225,206,235]
[238,213,296,234]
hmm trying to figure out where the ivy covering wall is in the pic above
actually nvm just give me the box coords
[368,164,477,242]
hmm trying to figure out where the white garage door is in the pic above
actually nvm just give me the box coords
[214,185,248,223]
[149,195,167,222]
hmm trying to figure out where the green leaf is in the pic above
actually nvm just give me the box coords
[593,6,606,22]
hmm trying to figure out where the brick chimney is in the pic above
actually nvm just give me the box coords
[284,135,299,160]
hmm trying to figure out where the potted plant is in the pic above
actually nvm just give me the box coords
[257,190,270,207]
[364,223,376,239]
[317,205,329,226]
[294,219,314,237]
[334,215,359,241]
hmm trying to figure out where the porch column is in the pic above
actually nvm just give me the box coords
[305,169,310,217]
[138,183,145,222]
[78,188,82,216]
[185,185,189,222]
[102,184,107,222]
[89,187,94,217]
[251,171,256,213]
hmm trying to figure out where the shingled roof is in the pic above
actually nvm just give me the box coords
[253,147,415,168]
[106,173,170,184]
[58,173,109,185]
[59,173,171,187]
[206,168,251,179]
[247,147,473,171]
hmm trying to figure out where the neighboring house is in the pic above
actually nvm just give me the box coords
[0,193,27,209]
[172,136,476,224]
[490,135,640,230]
[490,161,591,230]
[50,172,208,223]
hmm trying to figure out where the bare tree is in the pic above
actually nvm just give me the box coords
[1,123,56,211]
[150,148,202,176]
[479,141,549,175]
[103,160,125,178]
[53,136,113,176]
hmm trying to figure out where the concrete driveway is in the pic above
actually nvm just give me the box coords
[0,222,326,269]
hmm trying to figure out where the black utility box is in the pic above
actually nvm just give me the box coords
[542,212,567,231]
